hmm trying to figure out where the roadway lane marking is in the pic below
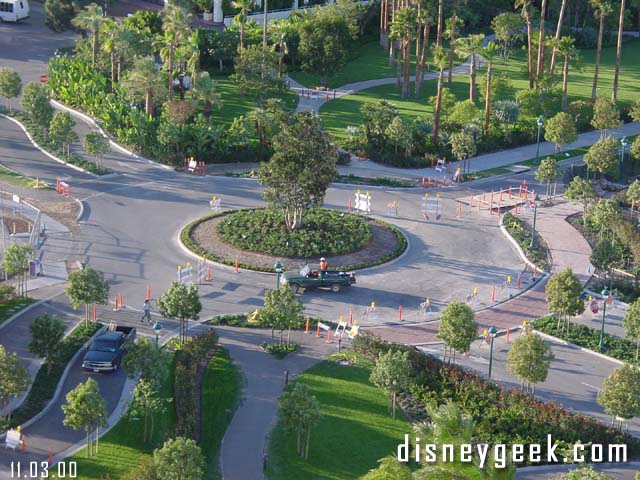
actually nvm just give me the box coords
[80,181,156,201]
[581,382,602,392]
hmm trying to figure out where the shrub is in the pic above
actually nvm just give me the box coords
[0,285,16,303]
[260,342,298,358]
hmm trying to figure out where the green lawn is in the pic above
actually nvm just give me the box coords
[266,355,410,480]
[290,40,460,89]
[201,347,242,480]
[319,39,640,140]
[0,297,33,325]
[210,78,299,126]
[68,356,177,480]
[0,166,50,190]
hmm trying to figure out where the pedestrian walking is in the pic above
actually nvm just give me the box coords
[141,299,152,324]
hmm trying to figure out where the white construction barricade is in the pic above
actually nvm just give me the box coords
[177,262,193,284]
[197,259,207,283]
[435,159,445,172]
[421,193,441,220]
[354,190,371,213]
[210,195,222,211]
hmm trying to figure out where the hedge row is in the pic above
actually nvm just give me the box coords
[351,331,640,462]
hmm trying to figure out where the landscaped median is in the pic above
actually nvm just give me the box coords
[181,207,407,273]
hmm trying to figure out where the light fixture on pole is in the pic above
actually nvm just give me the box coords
[274,260,283,289]
[619,137,627,178]
[487,325,498,379]
[535,116,544,164]
[598,288,610,351]
[153,321,163,346]
[530,194,541,249]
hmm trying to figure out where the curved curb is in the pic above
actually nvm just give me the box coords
[51,100,173,171]
[176,209,409,275]
[13,324,106,432]
[533,326,624,366]
[74,198,85,222]
[498,213,549,276]
[0,114,97,177]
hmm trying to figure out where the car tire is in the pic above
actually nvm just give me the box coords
[290,283,301,294]
[331,283,341,293]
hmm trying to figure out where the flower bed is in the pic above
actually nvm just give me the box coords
[503,212,551,271]
[533,316,639,364]
[216,208,372,258]
[10,322,102,427]
[351,331,640,462]
[260,342,299,359]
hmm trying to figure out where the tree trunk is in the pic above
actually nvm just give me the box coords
[86,430,91,457]
[402,38,410,97]
[392,391,396,418]
[415,22,430,97]
[525,14,534,89]
[305,426,311,460]
[145,89,154,117]
[436,0,443,47]
[612,0,626,103]
[297,429,301,456]
[396,41,402,88]
[562,56,569,111]
[447,0,458,85]
[240,22,245,50]
[414,7,421,93]
[592,13,605,99]
[433,68,444,142]
[380,0,387,47]
[537,0,548,79]
[469,54,476,102]
[92,31,99,68]
[167,49,174,102]
[483,60,492,134]
[549,0,568,78]
[110,48,116,92]
[118,52,124,81]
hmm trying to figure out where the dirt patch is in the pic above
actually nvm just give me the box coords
[3,215,32,235]
[191,214,403,271]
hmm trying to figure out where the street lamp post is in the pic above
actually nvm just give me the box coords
[274,260,283,289]
[487,325,498,379]
[599,288,610,351]
[153,321,163,346]
[535,116,544,164]
[619,137,627,178]
[530,194,541,249]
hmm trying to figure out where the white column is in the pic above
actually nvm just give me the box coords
[213,0,223,22]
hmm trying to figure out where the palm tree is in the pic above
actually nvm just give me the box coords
[414,0,433,97]
[590,0,613,99]
[72,3,105,68]
[446,0,459,86]
[612,0,627,102]
[481,42,498,135]
[102,19,118,90]
[270,20,290,79]
[549,0,568,78]
[232,0,254,51]
[160,5,191,101]
[192,72,222,123]
[102,20,131,89]
[558,36,578,111]
[432,45,448,143]
[455,33,484,103]
[183,30,202,85]
[436,0,444,47]
[121,57,164,116]
[536,0,547,79]
[390,7,418,98]
[515,0,535,89]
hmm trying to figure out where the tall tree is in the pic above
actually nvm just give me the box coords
[160,5,191,102]
[584,135,618,180]
[436,0,444,47]
[0,67,22,112]
[62,378,108,457]
[492,12,523,61]
[414,0,434,97]
[370,349,412,419]
[565,176,596,222]
[623,299,640,360]
[390,7,418,99]
[232,44,282,96]
[507,333,555,393]
[515,0,535,89]
[545,267,585,333]
[0,345,30,425]
[481,42,498,135]
[544,111,577,152]
[261,287,303,345]
[431,45,448,143]
[259,112,338,231]
[157,282,202,344]
[20,82,54,139]
[232,0,254,51]
[269,19,292,79]
[278,382,321,460]
[548,0,568,78]
[28,314,65,375]
[3,243,33,296]
[122,56,164,116]
[83,132,110,170]
[591,97,622,137]
[590,0,614,99]
[127,379,168,444]
[49,111,78,159]
[446,0,460,86]
[535,156,560,199]
[612,0,627,102]
[536,0,548,79]
[65,265,110,326]
[437,301,478,364]
[455,34,484,103]
[192,72,222,123]
[122,337,170,386]
[72,3,105,68]
[597,363,640,428]
[557,36,579,111]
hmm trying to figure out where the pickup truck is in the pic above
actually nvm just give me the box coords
[82,325,136,373]
[281,266,356,293]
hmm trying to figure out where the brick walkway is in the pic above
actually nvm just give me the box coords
[371,200,593,344]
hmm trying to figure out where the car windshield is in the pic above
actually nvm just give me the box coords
[92,340,117,353]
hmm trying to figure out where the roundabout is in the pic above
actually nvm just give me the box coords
[181,207,407,272]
